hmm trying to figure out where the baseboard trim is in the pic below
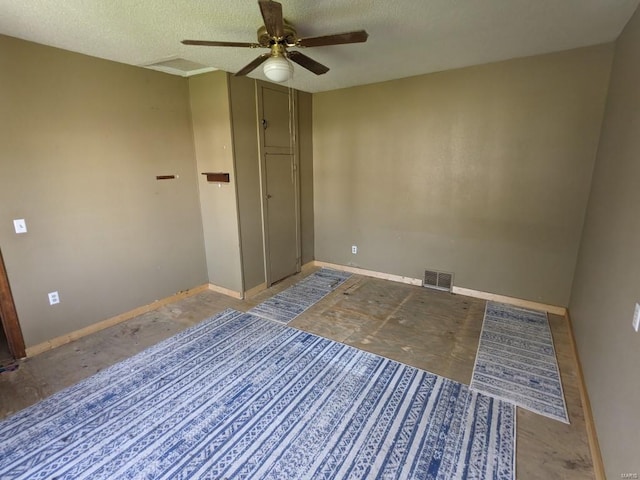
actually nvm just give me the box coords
[451,286,566,316]
[208,283,243,299]
[565,311,606,479]
[25,284,209,357]
[313,261,423,286]
[301,261,316,273]
[312,261,566,315]
[244,282,267,299]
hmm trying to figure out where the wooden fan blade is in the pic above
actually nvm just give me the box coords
[235,53,271,76]
[297,30,369,48]
[287,51,329,75]
[259,0,284,38]
[182,40,260,48]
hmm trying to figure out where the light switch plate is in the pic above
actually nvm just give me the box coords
[633,303,640,332]
[13,219,27,234]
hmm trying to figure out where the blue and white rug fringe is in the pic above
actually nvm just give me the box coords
[0,309,515,479]
[470,301,569,424]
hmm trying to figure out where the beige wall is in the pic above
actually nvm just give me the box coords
[228,74,265,291]
[570,6,640,477]
[0,35,207,347]
[188,72,243,293]
[313,45,613,306]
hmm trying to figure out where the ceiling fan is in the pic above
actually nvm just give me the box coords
[181,0,368,82]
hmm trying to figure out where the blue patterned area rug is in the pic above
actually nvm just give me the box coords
[470,301,569,424]
[249,268,351,323]
[0,309,515,479]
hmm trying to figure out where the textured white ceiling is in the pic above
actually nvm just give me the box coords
[1,0,638,93]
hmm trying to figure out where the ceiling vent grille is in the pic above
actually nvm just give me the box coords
[423,269,454,292]
[142,58,216,77]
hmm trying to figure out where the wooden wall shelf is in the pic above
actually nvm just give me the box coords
[202,172,230,183]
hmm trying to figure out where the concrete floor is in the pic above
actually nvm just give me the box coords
[0,268,594,479]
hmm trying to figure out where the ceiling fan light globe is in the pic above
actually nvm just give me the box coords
[263,56,292,82]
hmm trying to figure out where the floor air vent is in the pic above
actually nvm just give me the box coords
[423,269,454,292]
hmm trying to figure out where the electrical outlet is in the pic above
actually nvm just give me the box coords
[633,303,640,332]
[48,291,60,305]
[13,219,27,234]
[352,245,358,254]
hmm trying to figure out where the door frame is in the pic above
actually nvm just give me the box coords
[256,81,302,287]
[0,249,26,358]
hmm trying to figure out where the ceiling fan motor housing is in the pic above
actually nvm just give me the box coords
[257,21,297,47]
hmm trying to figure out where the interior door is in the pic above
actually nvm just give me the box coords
[258,84,300,286]
[263,87,291,149]
[265,153,298,284]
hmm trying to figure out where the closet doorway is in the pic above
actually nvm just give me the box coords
[0,325,11,363]
[0,249,26,360]
[257,83,301,286]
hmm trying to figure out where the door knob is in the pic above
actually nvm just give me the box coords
[266,194,272,199]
